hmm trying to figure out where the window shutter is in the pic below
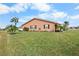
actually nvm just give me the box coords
[48,24,50,29]
[44,25,45,29]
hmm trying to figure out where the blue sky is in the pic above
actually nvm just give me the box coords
[0,3,79,28]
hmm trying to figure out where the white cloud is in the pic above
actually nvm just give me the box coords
[0,3,29,14]
[36,11,68,19]
[70,15,79,19]
[0,3,52,14]
[0,4,10,14]
[31,3,51,12]
[10,3,29,13]
[75,5,79,10]
[37,13,54,19]
[52,11,68,18]
[19,13,52,23]
[0,23,7,29]
[0,3,51,14]
[19,11,68,23]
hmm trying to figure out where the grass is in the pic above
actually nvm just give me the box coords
[0,30,79,56]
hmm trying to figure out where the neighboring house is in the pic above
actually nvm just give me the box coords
[20,18,60,32]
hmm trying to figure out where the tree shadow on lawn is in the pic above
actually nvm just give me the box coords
[8,32,20,35]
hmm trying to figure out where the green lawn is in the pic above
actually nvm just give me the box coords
[0,30,79,56]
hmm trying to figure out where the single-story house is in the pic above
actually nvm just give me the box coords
[20,18,60,32]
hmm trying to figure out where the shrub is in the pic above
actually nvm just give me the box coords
[23,27,29,31]
[55,30,60,32]
[7,25,18,33]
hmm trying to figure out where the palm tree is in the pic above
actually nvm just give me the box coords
[10,17,19,26]
[63,21,69,31]
[8,17,19,33]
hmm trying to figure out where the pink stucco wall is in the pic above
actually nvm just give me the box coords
[21,19,56,32]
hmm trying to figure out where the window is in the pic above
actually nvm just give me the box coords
[43,24,50,29]
[35,25,37,29]
[29,25,37,30]
[30,26,33,29]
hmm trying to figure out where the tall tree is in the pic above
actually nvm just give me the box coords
[63,21,69,31]
[10,17,19,26]
[7,17,19,33]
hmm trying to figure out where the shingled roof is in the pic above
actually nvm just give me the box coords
[21,18,60,27]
